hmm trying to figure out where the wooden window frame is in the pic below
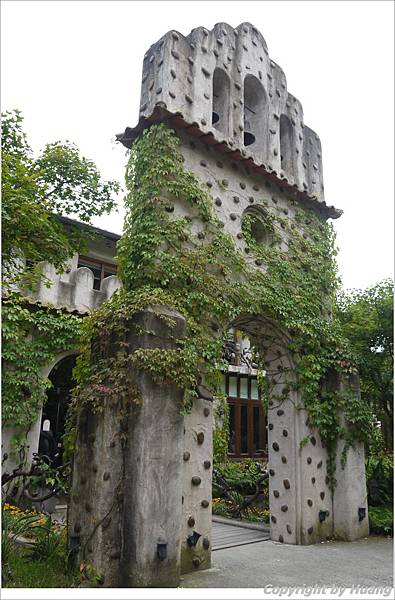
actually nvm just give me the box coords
[77,255,117,290]
[226,373,267,460]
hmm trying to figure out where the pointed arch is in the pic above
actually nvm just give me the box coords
[243,75,268,153]
[212,68,230,137]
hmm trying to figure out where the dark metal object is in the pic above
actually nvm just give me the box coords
[157,541,167,561]
[319,510,327,523]
[187,531,201,547]
[358,507,366,522]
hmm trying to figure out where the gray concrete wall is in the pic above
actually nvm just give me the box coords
[181,397,213,573]
[69,306,187,587]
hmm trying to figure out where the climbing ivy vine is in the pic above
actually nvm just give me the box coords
[72,124,373,486]
[2,293,82,455]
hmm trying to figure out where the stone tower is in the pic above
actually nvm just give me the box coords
[68,22,368,588]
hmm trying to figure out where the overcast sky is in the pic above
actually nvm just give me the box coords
[2,0,394,292]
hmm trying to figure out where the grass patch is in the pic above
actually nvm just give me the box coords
[3,543,79,588]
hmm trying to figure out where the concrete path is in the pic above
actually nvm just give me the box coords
[180,536,393,588]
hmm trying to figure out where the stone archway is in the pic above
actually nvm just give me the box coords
[231,314,332,545]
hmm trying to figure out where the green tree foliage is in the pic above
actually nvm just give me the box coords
[1,109,120,289]
[1,109,119,445]
[338,279,394,450]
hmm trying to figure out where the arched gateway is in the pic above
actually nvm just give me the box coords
[69,22,368,587]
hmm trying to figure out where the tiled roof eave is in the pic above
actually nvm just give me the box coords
[116,105,342,221]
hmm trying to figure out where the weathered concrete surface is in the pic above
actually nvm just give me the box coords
[181,536,393,588]
[69,305,187,587]
[181,397,213,573]
[136,22,326,204]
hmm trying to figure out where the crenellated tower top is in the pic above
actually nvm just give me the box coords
[117,22,341,219]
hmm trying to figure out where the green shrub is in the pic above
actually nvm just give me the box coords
[369,506,393,536]
[366,454,393,506]
[213,459,268,497]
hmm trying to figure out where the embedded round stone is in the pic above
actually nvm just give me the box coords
[222,179,229,187]
[269,423,274,430]
[203,407,210,417]
[188,516,195,527]
[317,460,323,469]
[183,452,190,462]
[281,505,288,512]
[192,476,201,486]
[202,537,210,550]
[192,557,200,568]
[286,524,292,534]
[233,196,240,203]
[240,182,246,189]
[279,535,284,543]
[283,479,290,490]
[277,409,284,416]
[281,456,287,464]
[273,490,280,498]
[307,457,312,464]
[312,477,316,484]
[197,432,205,445]
[272,442,280,452]
[237,233,243,239]
[103,472,110,481]
[255,259,263,266]
[307,526,314,535]
[201,500,210,508]
[271,515,277,523]
[307,499,313,507]
[325,476,330,485]
[320,492,325,500]
[204,460,211,470]
[269,469,275,476]
[311,436,317,446]
[215,198,222,206]
[230,213,237,221]
[282,429,288,437]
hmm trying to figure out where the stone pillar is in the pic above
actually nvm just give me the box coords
[333,439,369,540]
[68,305,186,587]
[181,397,213,574]
[332,374,369,541]
[267,396,333,545]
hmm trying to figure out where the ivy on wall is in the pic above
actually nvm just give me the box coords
[2,293,82,453]
[72,124,373,484]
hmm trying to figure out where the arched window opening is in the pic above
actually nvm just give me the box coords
[212,68,230,136]
[39,354,77,468]
[280,114,294,174]
[243,75,267,150]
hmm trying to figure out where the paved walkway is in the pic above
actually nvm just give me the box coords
[180,536,393,588]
